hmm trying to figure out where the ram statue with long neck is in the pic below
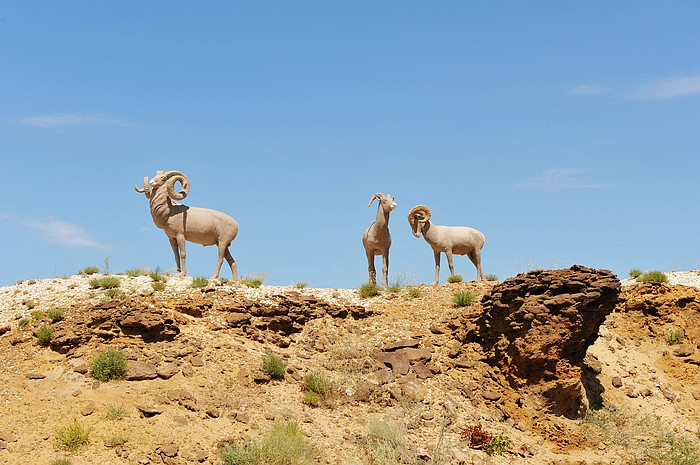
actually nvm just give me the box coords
[135,170,239,280]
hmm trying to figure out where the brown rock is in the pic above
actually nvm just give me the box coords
[157,363,180,379]
[612,376,623,388]
[80,402,96,416]
[383,338,419,351]
[125,361,158,381]
[371,350,410,375]
[159,443,179,457]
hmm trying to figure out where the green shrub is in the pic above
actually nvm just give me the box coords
[30,310,43,320]
[50,459,74,465]
[24,300,35,310]
[637,270,668,283]
[293,281,308,289]
[261,355,287,379]
[219,421,316,465]
[303,372,334,407]
[151,281,166,292]
[55,421,91,451]
[667,328,685,345]
[17,318,29,328]
[124,268,142,277]
[149,270,166,282]
[447,274,463,283]
[35,325,54,345]
[629,269,643,278]
[484,435,512,456]
[407,287,421,298]
[365,418,414,464]
[105,288,126,299]
[89,276,121,289]
[484,274,499,281]
[90,349,127,381]
[241,277,263,288]
[452,290,476,307]
[646,433,700,465]
[47,308,64,322]
[358,283,380,298]
[191,276,209,288]
[105,434,129,448]
[106,403,128,420]
[80,266,100,275]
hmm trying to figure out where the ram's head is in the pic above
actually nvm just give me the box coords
[408,205,431,238]
[135,170,190,201]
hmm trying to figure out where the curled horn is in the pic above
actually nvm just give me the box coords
[163,171,190,201]
[407,205,431,224]
[134,176,151,198]
[367,193,382,207]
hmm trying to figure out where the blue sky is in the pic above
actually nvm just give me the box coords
[1,2,699,288]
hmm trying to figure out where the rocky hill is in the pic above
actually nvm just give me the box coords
[0,267,698,465]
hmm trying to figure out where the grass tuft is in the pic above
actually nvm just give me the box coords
[191,276,210,288]
[447,274,463,283]
[636,270,668,283]
[358,283,380,298]
[452,290,476,307]
[302,372,334,407]
[89,276,121,289]
[35,325,54,345]
[80,266,100,275]
[90,349,127,381]
[151,281,166,292]
[667,327,685,345]
[407,287,421,298]
[219,420,316,465]
[629,268,643,278]
[47,308,64,322]
[55,421,91,451]
[261,354,287,379]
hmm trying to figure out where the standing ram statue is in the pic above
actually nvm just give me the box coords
[362,193,397,287]
[408,204,485,284]
[135,170,239,280]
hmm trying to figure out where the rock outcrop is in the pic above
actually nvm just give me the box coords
[471,265,620,418]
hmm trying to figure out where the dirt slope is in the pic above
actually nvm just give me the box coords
[0,272,698,465]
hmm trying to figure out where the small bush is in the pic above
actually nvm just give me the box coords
[55,421,91,451]
[89,276,121,289]
[241,277,263,288]
[302,371,334,407]
[637,270,668,283]
[407,287,421,298]
[149,270,166,282]
[220,441,260,465]
[30,310,43,319]
[106,404,128,420]
[151,281,166,292]
[24,300,35,309]
[302,391,322,407]
[105,434,129,448]
[261,355,287,379]
[80,266,100,275]
[629,269,643,278]
[47,308,64,322]
[447,274,463,283]
[50,459,73,465]
[358,283,380,298]
[219,421,316,465]
[105,288,126,299]
[453,290,476,307]
[124,268,142,277]
[17,318,29,328]
[667,327,685,345]
[35,325,54,345]
[191,276,209,288]
[365,419,413,464]
[90,349,127,381]
[484,274,499,281]
[484,435,512,456]
[293,281,308,289]
[461,423,492,449]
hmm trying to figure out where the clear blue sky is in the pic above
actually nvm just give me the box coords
[1,2,699,288]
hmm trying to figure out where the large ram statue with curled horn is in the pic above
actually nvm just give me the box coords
[408,205,485,285]
[135,170,239,280]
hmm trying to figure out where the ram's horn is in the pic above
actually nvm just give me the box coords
[134,176,151,198]
[163,171,190,201]
[367,193,382,207]
[407,205,431,224]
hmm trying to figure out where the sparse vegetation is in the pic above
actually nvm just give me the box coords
[637,270,668,283]
[47,308,64,322]
[80,266,100,275]
[17,318,29,328]
[302,372,334,407]
[151,281,166,291]
[261,354,287,379]
[35,325,54,345]
[124,268,142,277]
[484,435,512,456]
[149,270,166,282]
[89,276,121,289]
[24,300,35,309]
[105,288,126,299]
[49,459,73,465]
[407,287,421,298]
[106,404,128,420]
[452,290,476,307]
[293,281,308,289]
[359,282,380,298]
[629,268,643,278]
[447,274,463,283]
[191,276,210,288]
[484,274,499,281]
[105,434,129,448]
[55,421,91,451]
[667,327,685,345]
[241,272,265,288]
[30,309,43,319]
[90,349,127,381]
[219,420,317,465]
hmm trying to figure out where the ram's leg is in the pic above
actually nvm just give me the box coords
[468,250,484,281]
[211,242,227,279]
[433,251,441,285]
[169,237,183,276]
[381,250,389,288]
[224,248,238,281]
[366,249,376,285]
[176,235,187,276]
[446,251,456,279]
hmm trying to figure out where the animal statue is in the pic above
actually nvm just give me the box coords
[362,193,397,287]
[407,204,485,284]
[135,170,239,280]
